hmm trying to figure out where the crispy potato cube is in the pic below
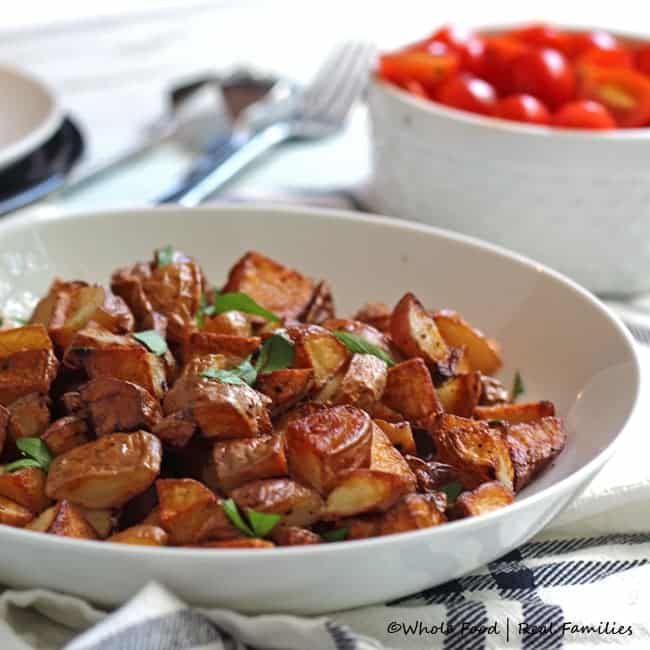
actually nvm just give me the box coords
[479,375,509,406]
[353,301,392,334]
[0,404,7,456]
[450,481,514,519]
[322,424,416,519]
[80,377,162,436]
[502,417,567,491]
[432,310,502,374]
[0,349,59,406]
[426,414,514,490]
[197,538,275,549]
[336,515,382,540]
[0,324,53,358]
[302,280,335,324]
[405,456,461,493]
[203,310,252,337]
[391,293,450,369]
[286,324,349,388]
[255,368,315,413]
[213,435,288,492]
[474,401,556,424]
[77,506,117,538]
[286,405,372,495]
[187,332,261,365]
[374,419,416,454]
[322,318,391,353]
[230,478,323,527]
[108,524,169,546]
[223,251,315,320]
[7,393,51,440]
[48,500,98,539]
[331,353,387,410]
[0,467,50,514]
[367,401,404,423]
[0,495,33,527]
[46,431,162,508]
[437,372,482,417]
[382,358,441,422]
[379,493,446,535]
[272,526,321,546]
[156,478,238,545]
[41,416,90,456]
[153,411,196,448]
[25,504,57,532]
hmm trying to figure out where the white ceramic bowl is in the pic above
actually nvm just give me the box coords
[366,74,650,296]
[0,205,639,613]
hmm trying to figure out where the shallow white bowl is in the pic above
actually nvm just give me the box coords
[0,205,639,613]
[366,75,650,296]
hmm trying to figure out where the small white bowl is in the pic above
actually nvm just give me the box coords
[366,74,650,296]
[0,205,639,613]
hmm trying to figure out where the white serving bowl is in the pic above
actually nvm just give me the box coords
[0,205,639,613]
[366,75,650,296]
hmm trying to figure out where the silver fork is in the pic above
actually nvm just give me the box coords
[156,41,376,206]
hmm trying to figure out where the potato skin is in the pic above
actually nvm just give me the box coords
[255,368,315,414]
[0,495,33,527]
[0,349,59,406]
[203,310,251,337]
[0,467,50,514]
[322,318,392,353]
[153,412,197,449]
[405,456,461,493]
[450,481,514,519]
[379,493,447,536]
[49,500,98,539]
[331,353,388,410]
[41,416,90,456]
[186,332,261,365]
[301,280,335,325]
[46,431,162,508]
[474,401,556,424]
[272,526,321,546]
[108,524,169,546]
[7,393,51,440]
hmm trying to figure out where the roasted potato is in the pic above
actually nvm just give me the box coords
[331,353,387,410]
[0,495,33,527]
[322,318,392,353]
[48,500,99,539]
[479,375,509,406]
[186,332,261,365]
[79,377,162,436]
[374,419,416,455]
[108,524,169,546]
[0,324,53,356]
[0,467,50,514]
[203,310,252,337]
[335,515,382,540]
[223,251,315,320]
[437,372,482,417]
[426,414,514,491]
[46,431,162,508]
[449,481,514,518]
[382,358,441,422]
[272,525,321,546]
[255,368,315,413]
[301,280,335,324]
[212,435,288,492]
[231,478,323,528]
[286,405,372,495]
[379,492,446,535]
[353,301,392,334]
[7,393,50,440]
[41,416,90,456]
[474,401,556,424]
[432,310,502,375]
[78,506,117,539]
[25,504,58,532]
[405,456,461,493]
[0,349,59,406]
[152,411,196,448]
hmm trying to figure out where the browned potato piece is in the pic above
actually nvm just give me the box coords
[382,358,441,423]
[231,478,323,527]
[153,411,196,448]
[223,251,315,320]
[79,377,162,436]
[156,478,238,545]
[379,493,447,535]
[322,424,417,519]
[272,526,321,546]
[0,467,50,514]
[502,417,568,491]
[336,515,382,540]
[41,416,91,456]
[213,435,288,492]
[353,301,392,334]
[437,372,482,417]
[203,310,252,337]
[426,414,514,491]
[141,506,161,527]
[374,419,416,455]
[474,401,556,424]
[450,481,514,519]
[322,319,392,353]
[0,324,53,357]
[390,293,450,370]
[286,405,372,495]
[405,456,461,493]
[286,324,349,388]
[367,401,404,423]
[61,391,85,416]
[46,431,162,508]
[479,375,509,406]
[0,349,59,406]
[109,524,169,546]
[255,368,315,414]
[0,404,7,456]
[0,495,33,527]
[49,500,98,539]
[26,504,57,532]
[186,332,261,365]
[7,393,51,440]
[432,310,502,374]
[302,280,335,324]
[198,538,275,549]
[78,506,117,538]
[331,353,388,410]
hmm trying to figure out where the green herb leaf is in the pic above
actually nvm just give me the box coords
[213,292,279,322]
[248,510,282,537]
[133,330,168,356]
[255,333,295,374]
[200,358,257,386]
[5,458,43,473]
[511,370,525,402]
[332,330,394,367]
[5,437,53,473]
[439,482,463,503]
[223,498,255,537]
[321,527,348,542]
[156,245,175,267]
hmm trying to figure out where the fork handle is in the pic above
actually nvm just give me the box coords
[155,124,291,206]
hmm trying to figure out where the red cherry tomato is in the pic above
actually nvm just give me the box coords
[578,65,650,127]
[378,52,459,91]
[509,23,567,50]
[577,47,633,69]
[401,79,430,100]
[429,25,486,75]
[564,30,620,58]
[435,73,497,115]
[494,94,551,125]
[482,36,529,94]
[636,45,650,77]
[511,48,576,109]
[553,100,616,129]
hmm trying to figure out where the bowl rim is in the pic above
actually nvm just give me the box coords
[0,204,641,558]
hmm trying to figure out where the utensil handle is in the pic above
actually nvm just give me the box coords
[155,124,290,206]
